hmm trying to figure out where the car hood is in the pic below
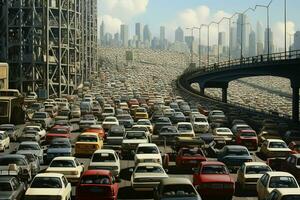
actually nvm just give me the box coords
[122,139,148,144]
[26,188,64,196]
[47,148,71,153]
[199,174,233,182]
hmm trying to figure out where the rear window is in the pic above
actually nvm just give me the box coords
[77,135,97,142]
[269,176,298,188]
[31,177,62,188]
[125,132,146,139]
[162,184,197,198]
[201,165,228,174]
[269,142,288,148]
[50,160,75,168]
[92,153,116,162]
[245,165,271,174]
[80,175,111,185]
[137,146,158,154]
[135,166,163,173]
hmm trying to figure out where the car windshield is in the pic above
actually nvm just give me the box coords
[137,147,158,154]
[269,176,298,188]
[227,148,249,156]
[58,111,69,116]
[18,144,40,150]
[201,165,228,174]
[50,160,75,167]
[82,115,95,120]
[80,175,111,185]
[195,118,207,122]
[137,121,150,125]
[104,108,114,113]
[33,113,46,118]
[50,143,70,148]
[0,157,26,166]
[245,165,271,174]
[30,177,62,188]
[181,148,203,157]
[160,127,176,133]
[31,104,41,109]
[48,128,68,134]
[104,118,116,122]
[117,115,131,120]
[92,153,116,162]
[269,142,288,148]
[125,132,146,139]
[240,132,256,137]
[135,166,163,173]
[282,195,300,200]
[162,184,197,198]
[78,135,97,142]
[0,182,12,191]
[178,124,192,131]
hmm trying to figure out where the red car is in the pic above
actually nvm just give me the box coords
[198,105,209,116]
[46,125,71,143]
[85,125,106,140]
[193,161,235,200]
[76,170,119,200]
[288,141,300,154]
[175,147,207,168]
[236,129,258,150]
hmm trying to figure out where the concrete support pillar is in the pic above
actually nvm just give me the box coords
[200,87,205,96]
[222,87,228,103]
[292,86,299,122]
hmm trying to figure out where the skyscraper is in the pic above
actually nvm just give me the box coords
[230,26,237,58]
[143,25,151,42]
[249,30,257,57]
[236,14,249,56]
[120,24,129,47]
[135,23,143,42]
[160,26,166,49]
[294,31,300,50]
[264,28,274,54]
[175,27,184,42]
[185,36,195,53]
[100,20,105,46]
[256,21,264,55]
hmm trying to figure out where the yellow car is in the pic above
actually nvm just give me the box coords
[75,132,103,155]
[134,107,149,121]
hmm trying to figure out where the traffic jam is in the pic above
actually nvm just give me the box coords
[0,65,300,200]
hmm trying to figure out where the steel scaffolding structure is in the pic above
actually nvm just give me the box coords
[0,0,98,97]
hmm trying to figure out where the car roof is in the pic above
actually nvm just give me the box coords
[225,145,248,150]
[52,156,76,161]
[93,149,115,154]
[266,171,295,176]
[244,162,269,166]
[83,170,111,176]
[201,161,225,166]
[35,173,63,178]
[160,177,192,185]
[19,141,39,145]
[137,143,158,147]
[266,139,285,142]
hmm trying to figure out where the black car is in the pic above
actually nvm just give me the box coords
[170,112,186,124]
[153,117,172,135]
[0,176,26,200]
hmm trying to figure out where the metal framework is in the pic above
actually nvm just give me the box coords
[0,0,98,97]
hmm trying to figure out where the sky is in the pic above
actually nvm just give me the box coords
[98,0,300,48]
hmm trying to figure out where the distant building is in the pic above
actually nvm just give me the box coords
[160,26,167,49]
[175,27,184,42]
[135,23,143,42]
[218,32,226,55]
[236,14,249,55]
[256,21,264,55]
[143,25,152,46]
[120,24,129,47]
[249,30,257,57]
[104,33,113,46]
[185,36,195,53]
[264,28,274,54]
[294,31,300,50]
[151,37,160,49]
[229,26,237,58]
[100,20,105,46]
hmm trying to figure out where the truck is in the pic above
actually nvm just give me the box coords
[0,89,25,124]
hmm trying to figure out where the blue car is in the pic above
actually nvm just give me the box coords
[217,145,252,172]
[45,138,72,164]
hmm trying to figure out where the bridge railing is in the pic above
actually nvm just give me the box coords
[183,50,300,76]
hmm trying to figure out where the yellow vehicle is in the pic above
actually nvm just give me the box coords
[134,107,148,121]
[75,132,103,155]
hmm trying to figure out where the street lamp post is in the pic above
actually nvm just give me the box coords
[207,22,218,66]
[186,28,194,64]
[284,0,287,58]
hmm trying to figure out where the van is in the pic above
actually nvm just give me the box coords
[80,101,92,115]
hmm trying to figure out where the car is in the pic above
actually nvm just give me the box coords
[16,141,44,165]
[170,111,186,124]
[101,107,115,120]
[24,173,72,200]
[208,110,225,121]
[46,126,71,143]
[175,147,207,169]
[0,124,20,142]
[121,131,150,156]
[76,170,119,200]
[177,122,195,137]
[31,112,53,129]
[258,129,282,145]
[80,101,92,115]
[102,116,119,131]
[117,114,134,128]
[260,139,291,158]
[88,149,121,177]
[237,162,272,190]
[45,138,72,163]
[131,125,152,140]
[288,141,300,154]
[19,130,41,144]
[198,105,209,116]
[236,129,258,151]
[283,130,300,144]
[84,125,106,140]
[154,177,201,200]
[231,124,252,136]
[134,143,162,165]
[106,125,125,145]
[55,109,71,121]
[70,105,81,118]
[79,114,98,130]
[153,117,172,135]
[266,188,300,200]
[52,120,73,132]
[217,145,252,172]
[158,126,180,140]
[257,171,299,200]
[192,161,234,200]
[45,104,58,118]
[17,152,41,176]
[28,103,44,112]
[213,127,234,143]
[23,125,46,139]
[131,163,168,191]
[75,132,103,155]
[0,131,10,152]
[0,176,26,200]
[134,107,149,121]
[137,119,153,133]
[46,157,84,183]
[0,155,32,182]
[191,115,209,133]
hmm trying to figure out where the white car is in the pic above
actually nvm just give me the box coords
[25,173,72,200]
[23,125,46,139]
[260,139,291,158]
[213,127,234,142]
[102,116,119,131]
[237,162,272,190]
[191,115,209,133]
[131,162,168,191]
[132,125,152,139]
[0,131,10,151]
[88,149,121,177]
[134,143,162,165]
[266,188,300,200]
[102,107,115,119]
[177,122,195,137]
[136,119,153,133]
[257,171,299,200]
[46,157,84,183]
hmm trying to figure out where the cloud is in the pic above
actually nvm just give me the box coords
[273,21,296,49]
[99,15,123,35]
[100,0,149,22]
